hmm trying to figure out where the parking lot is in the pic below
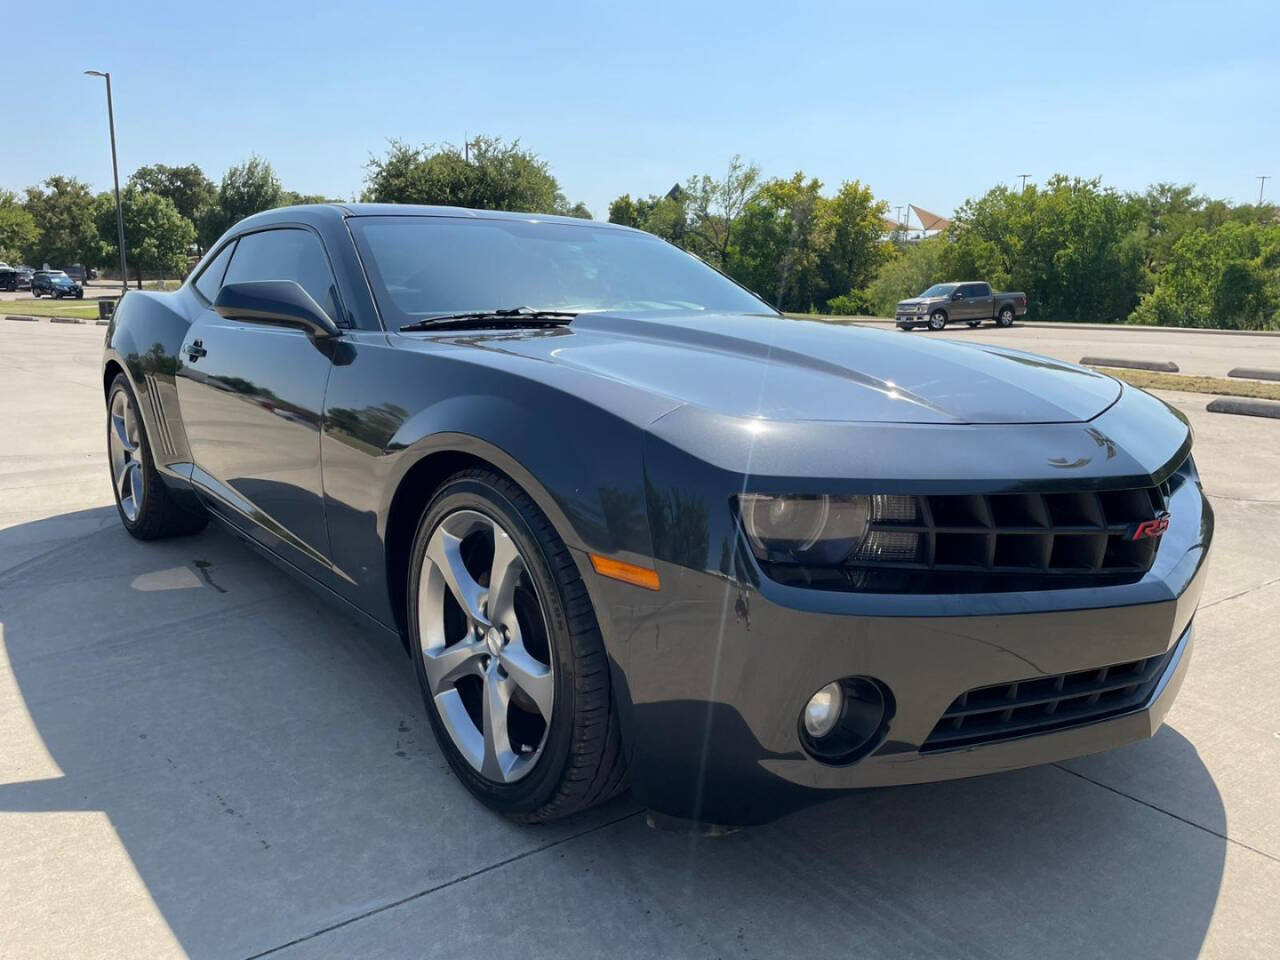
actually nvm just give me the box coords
[1,318,1278,958]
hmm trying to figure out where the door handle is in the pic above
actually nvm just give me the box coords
[186,339,207,361]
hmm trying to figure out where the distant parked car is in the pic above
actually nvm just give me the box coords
[15,266,34,289]
[64,264,97,283]
[896,281,1027,331]
[0,267,18,291]
[31,270,84,299]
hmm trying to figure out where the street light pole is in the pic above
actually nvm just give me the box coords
[1018,173,1031,192]
[1258,175,1271,206]
[85,70,128,293]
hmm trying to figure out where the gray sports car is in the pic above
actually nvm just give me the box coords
[101,204,1211,825]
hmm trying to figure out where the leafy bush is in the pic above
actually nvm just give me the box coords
[826,290,871,315]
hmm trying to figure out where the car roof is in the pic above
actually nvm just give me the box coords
[231,202,637,234]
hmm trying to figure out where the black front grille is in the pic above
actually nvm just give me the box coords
[922,643,1180,751]
[843,480,1174,593]
[757,458,1196,594]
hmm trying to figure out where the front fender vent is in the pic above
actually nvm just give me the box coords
[143,375,176,459]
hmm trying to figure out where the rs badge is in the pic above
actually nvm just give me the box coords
[1131,512,1171,541]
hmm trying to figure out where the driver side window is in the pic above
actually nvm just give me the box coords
[221,228,343,325]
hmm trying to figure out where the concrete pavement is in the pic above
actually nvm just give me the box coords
[825,317,1280,379]
[1,321,1278,958]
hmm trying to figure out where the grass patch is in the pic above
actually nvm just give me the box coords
[0,299,101,320]
[1089,366,1280,401]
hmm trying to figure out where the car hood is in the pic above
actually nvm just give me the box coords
[433,312,1122,425]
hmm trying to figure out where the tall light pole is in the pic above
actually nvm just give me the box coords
[1258,175,1271,206]
[85,70,128,292]
[1018,173,1031,192]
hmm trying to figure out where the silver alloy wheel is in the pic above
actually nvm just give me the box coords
[108,389,145,522]
[417,508,555,784]
[999,307,1014,327]
[929,310,947,330]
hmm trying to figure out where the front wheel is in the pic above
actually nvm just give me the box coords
[997,306,1015,327]
[107,374,208,539]
[408,468,627,822]
[928,310,948,331]
[31,289,40,298]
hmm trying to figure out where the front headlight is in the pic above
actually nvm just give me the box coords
[737,494,922,567]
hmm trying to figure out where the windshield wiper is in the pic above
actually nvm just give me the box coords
[399,307,578,332]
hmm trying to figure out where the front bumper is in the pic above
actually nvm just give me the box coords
[579,456,1211,825]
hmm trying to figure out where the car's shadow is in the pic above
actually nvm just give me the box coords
[0,508,1226,959]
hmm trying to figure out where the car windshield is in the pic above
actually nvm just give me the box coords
[919,283,957,297]
[349,216,773,324]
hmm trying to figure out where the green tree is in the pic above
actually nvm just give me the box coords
[941,175,1144,323]
[0,190,39,264]
[127,163,216,243]
[96,188,197,288]
[23,176,100,269]
[280,190,335,206]
[860,237,947,316]
[634,194,689,246]
[556,198,593,220]
[728,173,827,310]
[363,136,585,215]
[819,180,893,303]
[201,156,285,248]
[607,193,640,227]
[682,156,760,269]
[1132,221,1280,330]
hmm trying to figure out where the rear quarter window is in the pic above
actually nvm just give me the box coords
[192,242,236,302]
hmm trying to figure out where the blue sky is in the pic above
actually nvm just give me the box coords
[3,0,1277,222]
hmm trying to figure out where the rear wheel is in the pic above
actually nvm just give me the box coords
[928,309,948,331]
[408,468,626,822]
[997,306,1015,327]
[107,374,207,539]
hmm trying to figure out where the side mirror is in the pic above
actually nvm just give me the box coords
[951,292,963,300]
[213,280,340,339]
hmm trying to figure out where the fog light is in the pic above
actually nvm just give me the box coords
[803,682,844,738]
[799,676,894,766]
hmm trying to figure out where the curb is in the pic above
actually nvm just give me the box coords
[5,315,39,322]
[1080,357,1179,373]
[1206,398,1280,420]
[1228,367,1280,383]
[48,316,86,325]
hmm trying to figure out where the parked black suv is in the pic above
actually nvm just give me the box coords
[31,270,85,299]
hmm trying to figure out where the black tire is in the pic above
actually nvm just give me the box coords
[31,289,40,298]
[408,468,627,822]
[928,309,948,331]
[997,306,1015,328]
[107,374,208,540]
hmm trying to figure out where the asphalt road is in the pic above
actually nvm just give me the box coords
[1,320,1278,959]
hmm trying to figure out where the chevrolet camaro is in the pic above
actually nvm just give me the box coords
[101,204,1212,825]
